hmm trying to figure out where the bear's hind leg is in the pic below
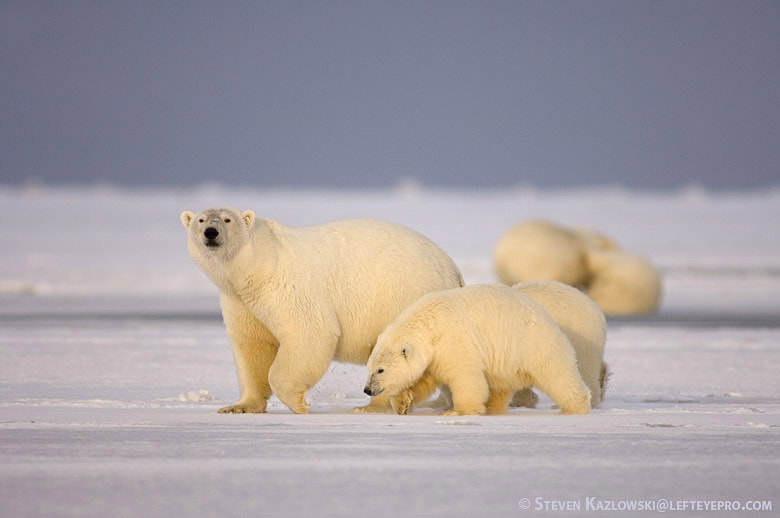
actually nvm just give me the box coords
[268,335,338,414]
[530,362,591,415]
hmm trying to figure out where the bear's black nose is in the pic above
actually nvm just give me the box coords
[204,227,219,240]
[363,386,373,396]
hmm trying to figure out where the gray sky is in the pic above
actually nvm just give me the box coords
[2,1,779,189]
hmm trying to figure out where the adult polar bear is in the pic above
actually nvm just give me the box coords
[181,208,463,414]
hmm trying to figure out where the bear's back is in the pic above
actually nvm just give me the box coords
[424,285,563,350]
[513,280,606,355]
[412,285,572,378]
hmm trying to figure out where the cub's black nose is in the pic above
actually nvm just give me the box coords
[204,227,219,240]
[363,386,373,396]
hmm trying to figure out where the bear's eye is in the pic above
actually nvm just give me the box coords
[198,218,204,223]
[224,218,231,223]
[376,368,384,374]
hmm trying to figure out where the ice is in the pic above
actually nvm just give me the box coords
[1,186,779,517]
[176,389,214,402]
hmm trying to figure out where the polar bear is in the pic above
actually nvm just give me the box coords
[180,208,463,414]
[494,219,661,315]
[511,280,608,409]
[584,249,662,315]
[364,284,591,416]
[493,220,591,288]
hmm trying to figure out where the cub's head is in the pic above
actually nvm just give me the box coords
[180,208,255,259]
[364,332,432,398]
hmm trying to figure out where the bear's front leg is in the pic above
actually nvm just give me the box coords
[390,391,414,415]
[389,371,440,415]
[441,370,489,416]
[219,294,278,414]
[485,389,512,415]
[351,395,393,414]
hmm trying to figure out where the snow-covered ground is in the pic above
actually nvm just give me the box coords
[1,186,779,517]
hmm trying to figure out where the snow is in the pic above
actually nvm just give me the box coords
[1,186,779,517]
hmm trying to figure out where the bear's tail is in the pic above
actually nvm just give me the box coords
[599,362,610,402]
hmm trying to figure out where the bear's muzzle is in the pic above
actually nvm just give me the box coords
[204,227,220,247]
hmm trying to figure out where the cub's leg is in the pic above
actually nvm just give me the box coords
[485,389,512,415]
[530,354,591,415]
[351,395,393,414]
[441,370,489,416]
[389,371,439,415]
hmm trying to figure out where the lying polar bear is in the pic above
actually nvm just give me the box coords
[181,208,463,414]
[364,284,591,416]
[493,219,661,315]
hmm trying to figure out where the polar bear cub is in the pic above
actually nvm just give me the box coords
[181,208,463,414]
[364,284,591,415]
[512,280,608,408]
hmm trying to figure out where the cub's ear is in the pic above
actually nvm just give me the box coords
[180,211,195,229]
[241,210,256,229]
[401,344,413,359]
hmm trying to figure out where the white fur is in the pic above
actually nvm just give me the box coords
[585,249,662,315]
[181,208,463,414]
[365,284,591,416]
[513,280,608,408]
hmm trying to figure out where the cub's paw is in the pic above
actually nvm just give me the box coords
[217,403,266,414]
[558,393,591,415]
[390,391,415,415]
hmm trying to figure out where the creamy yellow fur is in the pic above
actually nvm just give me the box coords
[512,280,608,408]
[494,220,590,287]
[365,284,591,416]
[585,249,662,315]
[494,219,661,315]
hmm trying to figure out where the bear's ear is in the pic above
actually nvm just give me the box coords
[241,210,255,229]
[180,211,195,229]
[401,344,412,359]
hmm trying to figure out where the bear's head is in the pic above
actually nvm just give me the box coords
[180,207,256,261]
[364,330,433,398]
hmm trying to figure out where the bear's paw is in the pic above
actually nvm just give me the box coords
[218,403,267,414]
